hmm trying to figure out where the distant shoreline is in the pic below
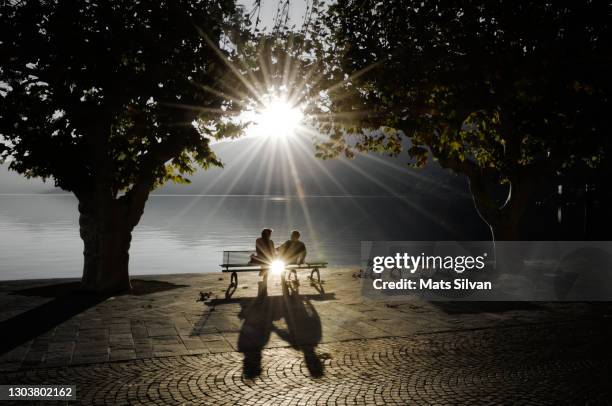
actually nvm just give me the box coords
[0,268,356,284]
[0,193,469,199]
[0,272,242,285]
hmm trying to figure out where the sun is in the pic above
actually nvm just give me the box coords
[270,259,285,275]
[248,95,304,138]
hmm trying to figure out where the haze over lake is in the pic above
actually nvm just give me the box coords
[0,194,488,281]
[0,137,489,281]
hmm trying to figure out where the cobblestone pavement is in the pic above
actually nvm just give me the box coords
[1,323,611,405]
[1,269,612,404]
[1,269,608,372]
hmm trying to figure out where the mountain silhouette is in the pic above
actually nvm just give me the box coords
[1,135,470,199]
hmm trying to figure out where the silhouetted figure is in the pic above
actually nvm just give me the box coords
[250,228,275,265]
[237,297,277,378]
[274,284,323,377]
[250,228,276,295]
[278,230,307,264]
[237,287,323,379]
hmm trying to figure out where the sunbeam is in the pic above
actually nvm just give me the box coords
[244,94,304,139]
[164,23,460,252]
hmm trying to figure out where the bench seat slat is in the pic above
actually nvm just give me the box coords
[220,263,327,272]
[219,250,326,276]
[221,262,327,267]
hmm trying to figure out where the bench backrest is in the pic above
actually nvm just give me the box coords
[222,250,255,265]
[221,250,328,270]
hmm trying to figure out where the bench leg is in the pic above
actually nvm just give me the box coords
[310,268,321,283]
[291,269,298,282]
[258,271,269,297]
[230,271,238,287]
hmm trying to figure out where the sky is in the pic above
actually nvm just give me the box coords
[238,0,312,32]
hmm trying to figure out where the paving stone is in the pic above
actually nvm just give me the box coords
[21,350,46,367]
[1,269,612,404]
[130,325,148,339]
[197,333,225,342]
[1,326,611,405]
[147,327,177,337]
[109,349,136,361]
[109,333,133,343]
[150,336,181,346]
[71,353,109,364]
[179,336,207,351]
[204,339,234,353]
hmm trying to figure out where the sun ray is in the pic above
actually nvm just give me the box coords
[194,82,253,109]
[256,45,274,90]
[173,26,461,251]
[331,153,460,237]
[289,130,392,246]
[358,152,468,196]
[291,130,371,211]
[160,103,238,116]
[197,30,269,107]
[280,39,298,91]
[248,142,275,197]
[162,141,269,229]
[258,137,282,222]
[281,133,321,254]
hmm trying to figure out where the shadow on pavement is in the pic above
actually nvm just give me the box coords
[130,279,189,296]
[1,279,187,355]
[9,281,83,297]
[239,284,324,378]
[1,289,107,356]
[206,282,333,379]
[11,279,187,298]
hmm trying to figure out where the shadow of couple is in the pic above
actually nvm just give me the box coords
[236,282,326,379]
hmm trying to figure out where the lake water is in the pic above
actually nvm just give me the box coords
[0,195,488,281]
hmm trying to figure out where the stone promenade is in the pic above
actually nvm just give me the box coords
[0,269,611,404]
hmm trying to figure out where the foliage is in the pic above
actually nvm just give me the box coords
[308,0,612,186]
[300,0,612,239]
[0,0,247,198]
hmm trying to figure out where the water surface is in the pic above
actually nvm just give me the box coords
[0,195,488,280]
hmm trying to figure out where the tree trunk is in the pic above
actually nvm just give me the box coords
[468,173,532,242]
[78,200,135,293]
[489,216,522,241]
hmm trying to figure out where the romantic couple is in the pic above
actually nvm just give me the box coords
[249,228,307,267]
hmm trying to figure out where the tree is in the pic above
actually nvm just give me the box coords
[307,0,612,240]
[0,0,245,292]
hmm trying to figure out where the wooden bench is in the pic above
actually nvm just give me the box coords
[220,250,328,288]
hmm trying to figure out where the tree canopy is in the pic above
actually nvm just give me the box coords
[0,0,244,198]
[308,0,612,239]
[0,0,248,291]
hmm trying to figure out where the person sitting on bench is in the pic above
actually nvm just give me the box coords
[250,228,275,266]
[278,230,307,265]
[249,228,275,295]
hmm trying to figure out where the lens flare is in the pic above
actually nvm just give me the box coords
[270,260,285,275]
[248,95,303,138]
